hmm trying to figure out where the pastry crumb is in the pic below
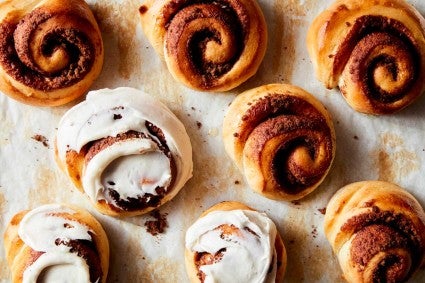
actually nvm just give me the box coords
[32,134,49,148]
[144,210,168,236]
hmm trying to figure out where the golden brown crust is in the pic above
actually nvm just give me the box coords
[223,84,336,201]
[324,181,425,283]
[185,201,286,283]
[0,0,103,106]
[307,0,425,114]
[3,204,109,283]
[139,0,267,92]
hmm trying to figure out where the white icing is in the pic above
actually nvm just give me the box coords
[185,209,278,283]
[56,87,193,207]
[82,139,171,201]
[18,204,94,283]
[23,252,90,283]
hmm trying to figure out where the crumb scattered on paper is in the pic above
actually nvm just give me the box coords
[144,210,168,236]
[32,134,49,148]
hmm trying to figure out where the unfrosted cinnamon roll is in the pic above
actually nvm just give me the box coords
[185,201,286,283]
[307,0,425,114]
[325,181,425,283]
[222,84,335,201]
[55,87,193,217]
[0,0,103,106]
[139,0,267,92]
[3,204,109,283]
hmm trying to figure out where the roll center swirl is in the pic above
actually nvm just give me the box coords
[0,8,95,91]
[165,2,244,83]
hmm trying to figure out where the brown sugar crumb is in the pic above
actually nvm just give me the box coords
[234,180,240,185]
[311,225,318,238]
[196,121,202,129]
[144,210,168,236]
[32,134,49,148]
[139,5,148,14]
[353,135,359,140]
[318,207,326,215]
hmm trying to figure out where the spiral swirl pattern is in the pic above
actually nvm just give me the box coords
[55,88,193,217]
[222,84,335,201]
[0,0,103,106]
[325,181,425,283]
[139,0,267,91]
[3,204,109,283]
[307,0,425,114]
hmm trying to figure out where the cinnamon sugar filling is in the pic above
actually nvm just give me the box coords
[163,0,247,86]
[55,235,102,282]
[341,206,422,281]
[0,8,95,90]
[333,15,420,112]
[68,121,176,211]
[239,94,334,195]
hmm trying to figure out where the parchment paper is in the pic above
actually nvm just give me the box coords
[1,0,425,282]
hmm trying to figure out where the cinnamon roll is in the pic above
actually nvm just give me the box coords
[3,204,109,283]
[0,0,103,106]
[55,87,193,217]
[307,0,425,114]
[222,84,335,201]
[185,201,286,283]
[325,181,425,283]
[139,0,267,92]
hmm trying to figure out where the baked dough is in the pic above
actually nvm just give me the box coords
[185,201,286,282]
[307,0,425,114]
[0,0,103,106]
[4,204,109,283]
[223,84,335,201]
[325,181,425,283]
[55,87,193,217]
[139,0,267,92]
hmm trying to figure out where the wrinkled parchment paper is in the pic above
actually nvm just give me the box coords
[1,0,425,282]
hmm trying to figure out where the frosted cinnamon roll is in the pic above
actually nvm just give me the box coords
[55,87,193,216]
[139,0,267,92]
[3,204,109,283]
[0,0,103,106]
[185,201,286,283]
[307,0,425,114]
[223,84,335,201]
[325,181,425,283]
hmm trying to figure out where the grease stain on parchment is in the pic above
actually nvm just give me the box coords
[28,167,59,207]
[0,118,12,147]
[283,209,339,282]
[0,259,9,281]
[0,191,6,215]
[371,133,420,183]
[280,0,308,17]
[263,0,308,83]
[106,224,146,282]
[92,1,142,80]
[140,257,180,283]
[180,154,243,227]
